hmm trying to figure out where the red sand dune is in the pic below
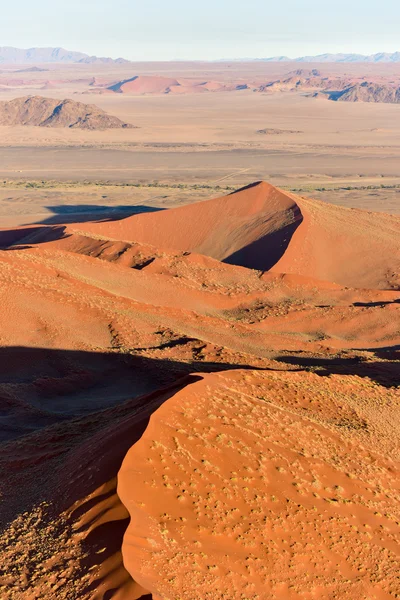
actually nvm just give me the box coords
[173,79,229,93]
[107,75,232,94]
[119,369,400,600]
[109,75,181,94]
[79,181,400,289]
[1,217,399,358]
[1,181,399,600]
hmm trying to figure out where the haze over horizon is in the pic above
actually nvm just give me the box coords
[2,0,400,61]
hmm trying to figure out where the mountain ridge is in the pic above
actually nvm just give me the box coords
[0,46,130,64]
[257,51,400,63]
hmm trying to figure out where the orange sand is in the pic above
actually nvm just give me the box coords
[1,181,399,600]
[119,369,400,600]
[78,182,400,289]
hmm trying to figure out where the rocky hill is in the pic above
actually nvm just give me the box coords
[257,72,353,93]
[0,96,134,129]
[327,82,400,103]
[256,71,400,104]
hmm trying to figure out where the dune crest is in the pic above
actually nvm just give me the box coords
[118,369,400,599]
[79,181,400,289]
[1,180,399,599]
[108,75,181,94]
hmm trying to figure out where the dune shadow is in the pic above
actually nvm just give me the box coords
[1,346,256,446]
[35,204,165,225]
[274,352,399,388]
[223,220,302,271]
[352,300,400,307]
[228,181,263,195]
[0,346,214,598]
[1,345,398,599]
[0,224,68,248]
[0,345,268,527]
[0,204,166,248]
[1,345,398,525]
[0,245,33,251]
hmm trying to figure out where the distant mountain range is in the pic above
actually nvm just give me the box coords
[2,47,399,65]
[260,52,400,63]
[0,47,130,65]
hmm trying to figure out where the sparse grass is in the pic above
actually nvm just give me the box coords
[4,177,400,195]
[0,178,237,192]
[282,183,400,193]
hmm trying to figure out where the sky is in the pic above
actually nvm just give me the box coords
[1,0,400,60]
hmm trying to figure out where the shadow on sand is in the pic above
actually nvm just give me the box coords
[35,204,165,225]
[1,345,398,519]
[0,204,165,248]
[1,345,398,598]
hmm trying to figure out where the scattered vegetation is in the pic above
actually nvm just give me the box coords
[1,178,399,194]
[0,179,237,191]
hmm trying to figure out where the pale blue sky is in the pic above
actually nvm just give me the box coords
[2,0,399,60]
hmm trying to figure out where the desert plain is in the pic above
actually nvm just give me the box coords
[0,59,399,600]
[0,61,400,226]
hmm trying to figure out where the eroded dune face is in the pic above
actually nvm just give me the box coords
[78,181,400,289]
[108,75,181,94]
[107,75,231,94]
[0,181,399,600]
[119,370,400,600]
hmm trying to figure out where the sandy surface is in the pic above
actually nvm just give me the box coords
[0,60,399,600]
[77,182,400,289]
[120,369,400,599]
[1,182,399,599]
[0,61,398,219]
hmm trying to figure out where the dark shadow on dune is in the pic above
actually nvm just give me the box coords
[0,346,267,526]
[0,204,166,250]
[136,336,200,351]
[1,346,398,599]
[0,346,221,598]
[274,353,399,388]
[223,220,302,271]
[1,347,258,447]
[35,204,165,225]
[0,224,68,248]
[352,299,400,307]
[228,181,263,195]
[369,347,400,361]
[0,204,165,248]
[0,226,49,247]
[1,345,398,524]
[0,245,33,251]
[108,75,139,93]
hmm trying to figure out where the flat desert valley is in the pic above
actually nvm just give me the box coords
[0,61,400,227]
[0,59,399,600]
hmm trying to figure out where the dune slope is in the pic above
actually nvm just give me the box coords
[119,369,400,600]
[78,181,400,289]
[78,182,302,271]
[1,180,399,600]
[108,75,181,94]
